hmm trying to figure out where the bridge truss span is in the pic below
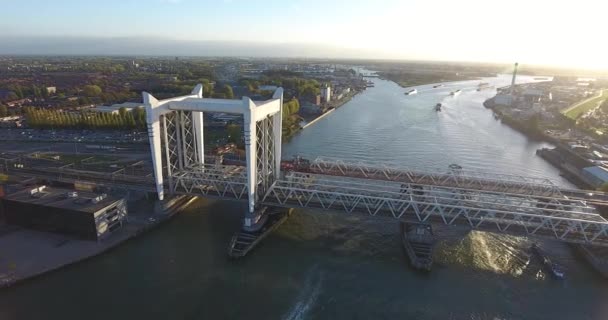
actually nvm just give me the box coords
[262,173,608,246]
[142,85,608,245]
[307,157,566,198]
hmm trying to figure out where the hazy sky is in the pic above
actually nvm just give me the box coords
[1,0,606,69]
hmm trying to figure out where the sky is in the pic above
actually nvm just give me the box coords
[1,0,606,70]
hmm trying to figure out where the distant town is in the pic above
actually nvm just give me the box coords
[2,57,608,192]
[484,70,608,190]
[3,56,608,290]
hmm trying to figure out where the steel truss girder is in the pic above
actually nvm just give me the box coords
[171,164,248,199]
[261,173,608,246]
[308,157,565,198]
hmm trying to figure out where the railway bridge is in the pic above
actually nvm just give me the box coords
[4,85,608,246]
[138,85,608,246]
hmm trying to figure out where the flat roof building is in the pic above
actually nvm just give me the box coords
[2,186,127,241]
[582,166,608,188]
[92,102,143,114]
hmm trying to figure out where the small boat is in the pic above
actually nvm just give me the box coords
[400,222,435,271]
[477,82,492,91]
[405,89,418,95]
[435,103,442,111]
[449,89,462,96]
[448,163,462,170]
[432,84,444,88]
[531,243,565,279]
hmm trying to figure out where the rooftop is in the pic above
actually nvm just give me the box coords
[4,185,122,216]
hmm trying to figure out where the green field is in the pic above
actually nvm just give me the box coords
[562,89,608,120]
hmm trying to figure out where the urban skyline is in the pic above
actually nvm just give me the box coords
[2,0,607,70]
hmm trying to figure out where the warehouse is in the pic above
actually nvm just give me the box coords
[2,186,127,241]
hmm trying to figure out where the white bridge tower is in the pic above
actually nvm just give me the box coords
[144,84,284,229]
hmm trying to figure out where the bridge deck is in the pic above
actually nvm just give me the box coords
[6,162,608,246]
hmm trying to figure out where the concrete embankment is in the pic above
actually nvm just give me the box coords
[302,109,335,129]
[298,91,360,131]
[0,195,197,288]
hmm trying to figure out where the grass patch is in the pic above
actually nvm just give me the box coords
[562,89,608,120]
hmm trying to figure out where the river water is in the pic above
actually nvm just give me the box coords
[2,75,608,320]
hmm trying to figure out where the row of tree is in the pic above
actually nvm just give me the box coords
[24,107,147,130]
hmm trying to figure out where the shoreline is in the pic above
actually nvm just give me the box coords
[0,195,198,289]
[483,98,596,190]
[287,90,362,137]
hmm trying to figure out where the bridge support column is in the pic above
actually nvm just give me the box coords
[191,85,204,166]
[144,92,164,201]
[243,99,262,230]
[193,111,204,165]
[272,88,283,178]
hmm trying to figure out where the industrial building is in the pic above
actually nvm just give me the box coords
[2,186,127,241]
[320,85,331,103]
[581,166,608,188]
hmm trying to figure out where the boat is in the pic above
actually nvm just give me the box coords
[477,82,492,91]
[450,89,461,96]
[405,89,418,95]
[448,163,462,170]
[400,222,435,271]
[432,84,444,88]
[531,243,565,279]
[534,77,550,81]
[435,103,442,111]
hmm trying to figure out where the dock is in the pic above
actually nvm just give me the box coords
[228,207,292,258]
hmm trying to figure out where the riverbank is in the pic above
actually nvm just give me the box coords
[483,96,604,190]
[378,71,486,88]
[287,89,362,139]
[0,195,197,288]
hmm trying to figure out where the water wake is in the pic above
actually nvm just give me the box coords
[282,265,324,320]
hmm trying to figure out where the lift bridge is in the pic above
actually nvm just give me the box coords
[144,85,608,246]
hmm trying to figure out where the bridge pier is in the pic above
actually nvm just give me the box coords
[242,206,270,232]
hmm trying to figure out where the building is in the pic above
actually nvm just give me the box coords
[259,85,278,91]
[93,102,143,114]
[494,94,513,106]
[320,85,331,103]
[0,89,13,100]
[2,186,128,241]
[581,166,608,188]
[46,86,57,95]
[0,116,23,128]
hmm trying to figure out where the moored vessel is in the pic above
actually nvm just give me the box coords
[449,89,462,96]
[400,222,435,271]
[531,243,565,279]
[405,89,418,95]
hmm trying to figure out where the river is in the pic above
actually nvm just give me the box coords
[1,75,608,320]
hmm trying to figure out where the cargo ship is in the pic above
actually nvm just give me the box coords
[400,222,435,271]
[449,89,461,96]
[405,89,418,95]
[531,243,565,279]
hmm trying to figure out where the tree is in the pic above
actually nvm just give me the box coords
[83,85,102,97]
[0,105,7,117]
[222,84,234,99]
[226,124,242,144]
[599,183,608,192]
[118,107,127,117]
